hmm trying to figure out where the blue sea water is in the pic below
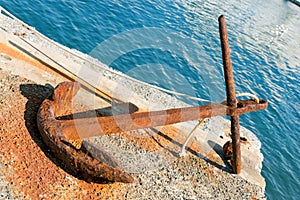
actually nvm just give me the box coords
[1,0,299,199]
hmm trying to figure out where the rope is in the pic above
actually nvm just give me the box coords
[220,92,260,104]
[179,118,206,157]
[178,92,260,157]
[236,93,260,103]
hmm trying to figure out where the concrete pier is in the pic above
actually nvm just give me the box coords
[0,9,266,199]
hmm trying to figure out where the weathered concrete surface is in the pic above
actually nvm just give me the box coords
[0,8,266,199]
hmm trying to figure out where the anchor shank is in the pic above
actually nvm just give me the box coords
[61,103,227,139]
[219,15,242,174]
[60,99,267,140]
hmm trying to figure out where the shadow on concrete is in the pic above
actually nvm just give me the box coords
[19,83,124,184]
[20,83,54,156]
[56,102,138,120]
[208,140,232,173]
[150,127,233,173]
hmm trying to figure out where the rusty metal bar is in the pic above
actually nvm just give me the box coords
[59,99,267,140]
[219,15,241,174]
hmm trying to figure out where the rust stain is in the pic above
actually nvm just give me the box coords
[0,72,119,199]
[1,43,48,70]
[0,106,111,199]
[0,42,68,79]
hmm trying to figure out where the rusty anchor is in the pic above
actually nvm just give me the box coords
[37,82,267,183]
[36,15,267,183]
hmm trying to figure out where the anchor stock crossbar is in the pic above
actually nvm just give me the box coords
[36,15,268,183]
